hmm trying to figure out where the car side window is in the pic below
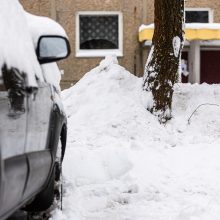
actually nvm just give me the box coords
[2,65,26,114]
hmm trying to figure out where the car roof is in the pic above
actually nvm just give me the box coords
[0,1,67,87]
[0,0,43,87]
[25,12,67,48]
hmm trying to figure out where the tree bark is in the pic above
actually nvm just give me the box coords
[143,0,184,123]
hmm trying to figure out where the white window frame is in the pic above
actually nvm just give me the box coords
[76,11,123,57]
[185,8,214,23]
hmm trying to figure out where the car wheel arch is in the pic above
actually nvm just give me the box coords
[60,123,67,162]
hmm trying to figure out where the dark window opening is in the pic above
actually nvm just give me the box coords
[79,15,119,50]
[185,11,209,23]
[2,65,26,113]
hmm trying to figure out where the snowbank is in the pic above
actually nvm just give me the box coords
[55,56,220,220]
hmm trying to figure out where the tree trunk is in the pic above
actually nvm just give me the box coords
[143,0,184,123]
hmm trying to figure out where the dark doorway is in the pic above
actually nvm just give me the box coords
[181,51,189,83]
[201,50,220,84]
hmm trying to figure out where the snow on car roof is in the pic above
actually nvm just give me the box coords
[25,12,67,47]
[0,0,43,87]
[24,13,68,90]
[0,1,67,88]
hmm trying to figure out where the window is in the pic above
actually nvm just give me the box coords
[185,8,213,23]
[76,11,123,57]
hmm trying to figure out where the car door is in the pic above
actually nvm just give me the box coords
[23,80,53,199]
[0,67,28,217]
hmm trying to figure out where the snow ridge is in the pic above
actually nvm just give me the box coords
[55,56,220,220]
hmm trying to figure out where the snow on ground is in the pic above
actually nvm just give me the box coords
[52,56,220,220]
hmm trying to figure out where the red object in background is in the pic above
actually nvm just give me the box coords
[201,50,220,84]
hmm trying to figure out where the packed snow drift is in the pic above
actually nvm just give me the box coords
[53,56,220,220]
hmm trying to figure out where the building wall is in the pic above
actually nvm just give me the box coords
[186,0,220,22]
[145,0,220,24]
[20,0,220,89]
[20,0,145,89]
[20,0,51,17]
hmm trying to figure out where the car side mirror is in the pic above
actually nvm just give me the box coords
[37,35,71,64]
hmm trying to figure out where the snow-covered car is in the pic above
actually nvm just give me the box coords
[0,1,70,219]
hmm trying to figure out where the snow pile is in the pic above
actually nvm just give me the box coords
[54,56,220,220]
[0,0,43,86]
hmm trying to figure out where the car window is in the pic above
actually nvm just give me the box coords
[0,0,43,88]
[1,65,26,113]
